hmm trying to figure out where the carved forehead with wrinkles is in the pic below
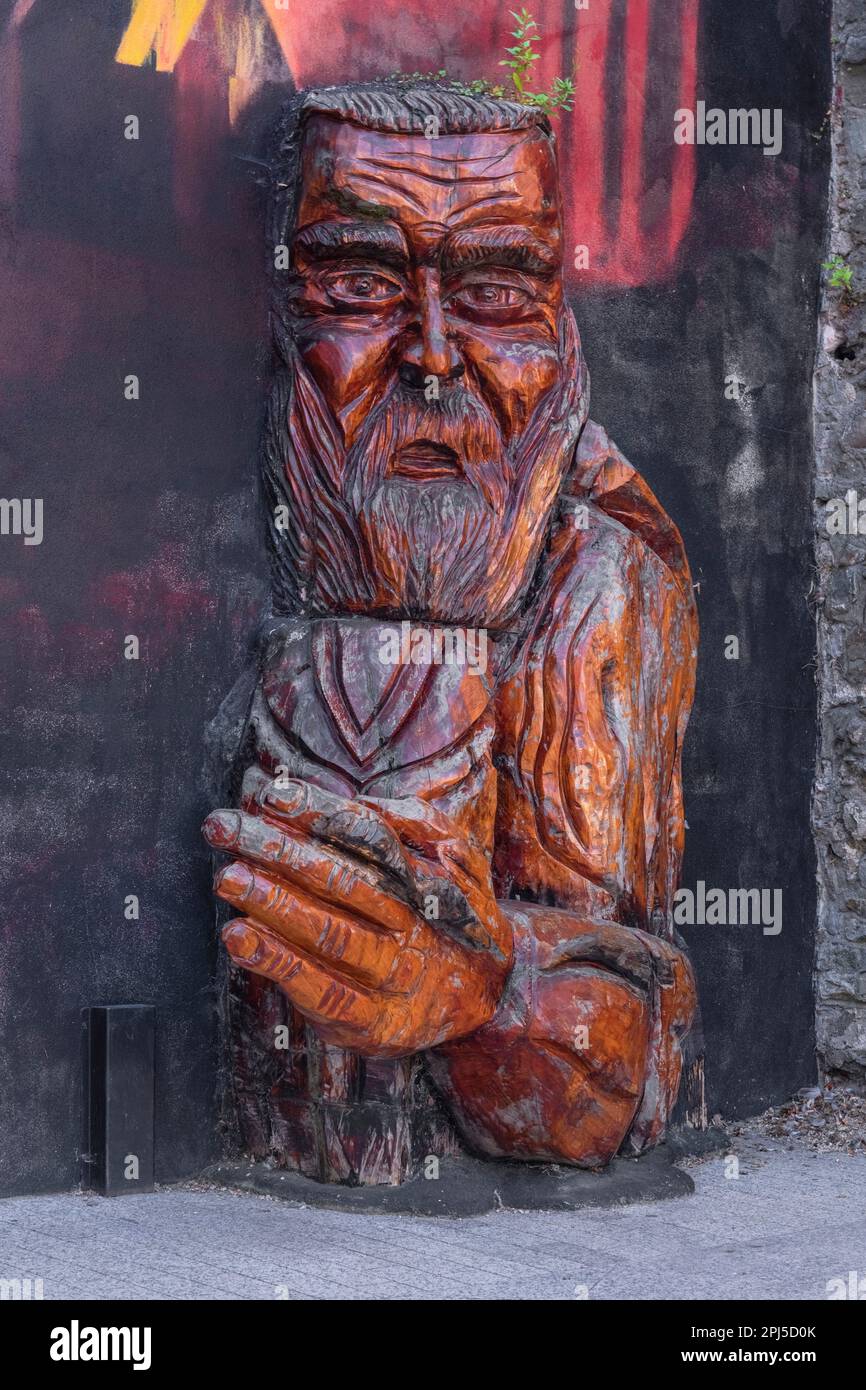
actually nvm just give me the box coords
[292,114,563,270]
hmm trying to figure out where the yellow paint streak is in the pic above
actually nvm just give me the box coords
[116,0,210,72]
[228,11,267,125]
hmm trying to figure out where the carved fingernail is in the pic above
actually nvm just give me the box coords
[215,861,254,900]
[265,782,303,813]
[203,810,241,848]
[222,922,261,963]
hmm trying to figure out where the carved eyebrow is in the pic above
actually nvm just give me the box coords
[442,227,559,276]
[293,221,410,266]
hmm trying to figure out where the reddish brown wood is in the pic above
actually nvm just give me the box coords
[205,84,699,1182]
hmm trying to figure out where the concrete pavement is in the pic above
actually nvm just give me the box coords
[1,1134,864,1300]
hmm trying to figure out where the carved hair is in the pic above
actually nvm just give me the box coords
[265,82,553,275]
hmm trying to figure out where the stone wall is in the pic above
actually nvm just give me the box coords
[814,1,866,1085]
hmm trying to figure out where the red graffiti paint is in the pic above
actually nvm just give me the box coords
[3,3,700,294]
[266,0,700,287]
[111,0,700,288]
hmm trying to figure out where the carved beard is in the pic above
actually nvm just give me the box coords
[265,309,588,628]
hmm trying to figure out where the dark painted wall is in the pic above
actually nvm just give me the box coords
[577,0,830,1117]
[0,1,268,1194]
[0,0,830,1194]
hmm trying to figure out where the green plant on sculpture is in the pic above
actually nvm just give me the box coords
[499,10,575,114]
[389,11,575,118]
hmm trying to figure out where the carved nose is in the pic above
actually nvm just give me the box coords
[399,268,465,389]
[399,356,465,390]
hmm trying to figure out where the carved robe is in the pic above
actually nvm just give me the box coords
[223,418,698,1174]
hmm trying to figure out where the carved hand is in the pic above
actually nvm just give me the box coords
[203,774,513,1058]
[429,903,698,1166]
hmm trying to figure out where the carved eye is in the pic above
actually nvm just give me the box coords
[324,271,402,305]
[464,284,527,307]
[447,280,533,317]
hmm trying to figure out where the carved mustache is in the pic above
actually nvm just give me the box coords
[347,384,511,513]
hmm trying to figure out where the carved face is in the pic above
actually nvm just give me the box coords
[272,110,586,626]
[290,115,565,454]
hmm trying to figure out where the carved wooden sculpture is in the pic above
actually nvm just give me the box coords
[204,84,699,1182]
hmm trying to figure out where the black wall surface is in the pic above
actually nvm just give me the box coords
[0,0,831,1194]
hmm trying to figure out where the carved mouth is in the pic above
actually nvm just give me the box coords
[389,440,462,481]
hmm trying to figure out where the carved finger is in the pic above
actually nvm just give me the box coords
[240,763,272,814]
[203,809,418,934]
[260,777,413,888]
[215,859,402,989]
[365,793,491,889]
[545,922,655,992]
[222,920,380,1034]
[362,795,506,954]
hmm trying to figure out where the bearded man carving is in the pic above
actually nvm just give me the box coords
[203,84,699,1175]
